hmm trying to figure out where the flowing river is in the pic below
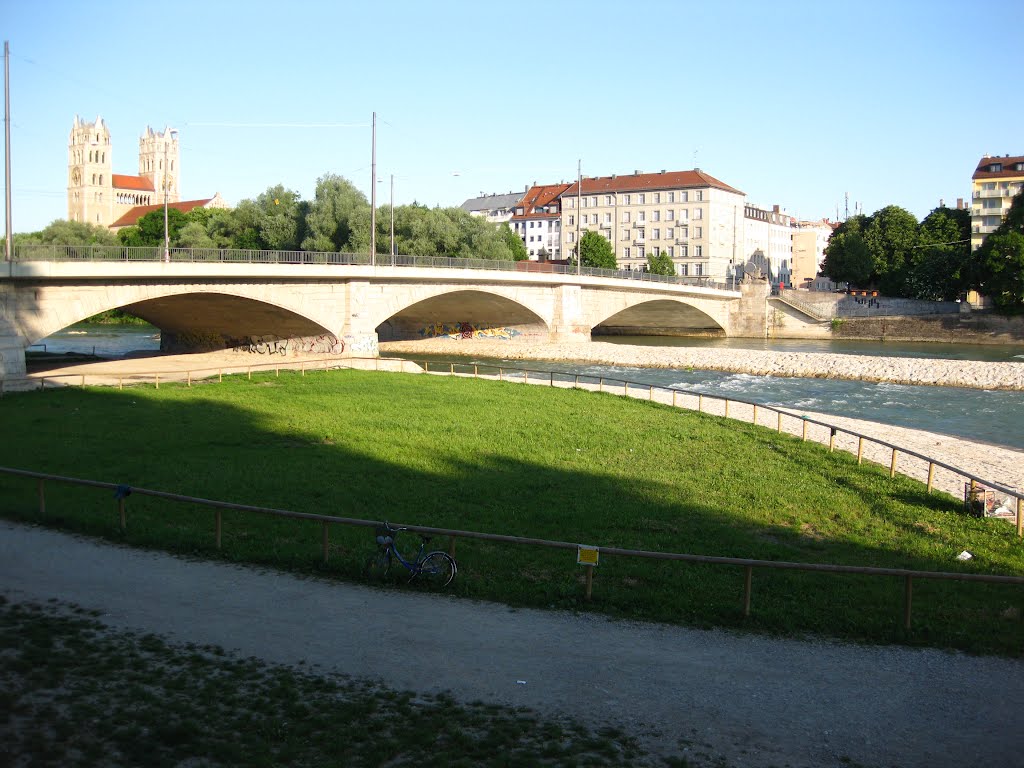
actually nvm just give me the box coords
[32,325,1024,450]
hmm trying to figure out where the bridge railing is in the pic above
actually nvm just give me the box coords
[11,244,734,291]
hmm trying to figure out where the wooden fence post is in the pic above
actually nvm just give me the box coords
[829,428,837,453]
[904,575,913,630]
[743,565,753,617]
[752,403,758,425]
[649,385,654,401]
[1017,497,1022,539]
[802,419,808,441]
[187,371,192,388]
[672,390,677,407]
[698,394,703,413]
[725,400,730,418]
[857,437,864,464]
[927,463,935,493]
[890,449,899,478]
[777,411,782,433]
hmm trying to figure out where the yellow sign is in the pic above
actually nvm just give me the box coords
[577,545,599,566]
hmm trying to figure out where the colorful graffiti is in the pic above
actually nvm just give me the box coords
[419,323,522,341]
[234,334,345,356]
[346,335,379,356]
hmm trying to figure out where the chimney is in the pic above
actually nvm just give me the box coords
[957,197,964,209]
[773,205,780,214]
[634,170,642,175]
[660,169,666,174]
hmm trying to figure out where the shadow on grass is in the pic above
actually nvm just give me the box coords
[0,371,1020,655]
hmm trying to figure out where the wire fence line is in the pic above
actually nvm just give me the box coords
[10,244,734,291]
[2,353,1022,537]
[2,354,1022,630]
[1,463,1022,633]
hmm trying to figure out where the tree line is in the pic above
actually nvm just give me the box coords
[821,194,1024,310]
[14,174,530,262]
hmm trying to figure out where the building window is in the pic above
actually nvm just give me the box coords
[695,263,704,276]
[667,246,674,258]
[638,193,645,204]
[591,196,597,207]
[581,197,588,208]
[668,192,675,203]
[653,228,660,240]
[695,226,702,238]
[638,228,645,241]
[605,195,613,205]
[653,210,660,222]
[694,208,703,220]
[604,212,612,223]
[681,191,688,202]
[622,211,630,223]
[666,209,674,221]
[637,245,645,258]
[680,245,688,257]
[666,228,674,239]
[679,263,688,276]
[638,211,645,222]
[623,247,631,259]
[568,215,574,226]
[695,190,703,201]
[653,246,660,256]
[695,245,703,257]
[653,193,660,203]
[623,194,631,205]
[680,209,689,221]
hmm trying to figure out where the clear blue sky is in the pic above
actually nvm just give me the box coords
[3,0,1022,234]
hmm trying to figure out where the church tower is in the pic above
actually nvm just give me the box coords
[138,126,180,206]
[67,115,113,226]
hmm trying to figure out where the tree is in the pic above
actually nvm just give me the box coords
[575,230,616,269]
[906,206,971,300]
[118,208,188,247]
[646,252,676,276]
[970,191,1024,311]
[500,223,529,261]
[821,218,873,287]
[300,174,369,252]
[14,220,118,246]
[863,205,919,296]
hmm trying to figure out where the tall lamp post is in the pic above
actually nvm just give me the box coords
[370,112,376,266]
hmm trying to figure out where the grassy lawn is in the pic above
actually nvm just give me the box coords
[0,597,658,768]
[0,368,1021,655]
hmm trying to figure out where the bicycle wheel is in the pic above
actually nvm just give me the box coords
[415,551,457,588]
[363,550,391,582]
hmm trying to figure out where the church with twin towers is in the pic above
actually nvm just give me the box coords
[66,115,226,231]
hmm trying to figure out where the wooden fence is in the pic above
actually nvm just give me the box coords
[3,354,1022,538]
[2,465,1023,632]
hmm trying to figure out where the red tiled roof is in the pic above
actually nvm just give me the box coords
[973,155,1024,180]
[562,169,743,197]
[112,174,155,191]
[111,198,213,228]
[510,183,572,220]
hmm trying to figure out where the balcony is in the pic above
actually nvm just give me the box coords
[632,239,646,247]
[974,189,1005,199]
[599,221,612,229]
[973,224,999,235]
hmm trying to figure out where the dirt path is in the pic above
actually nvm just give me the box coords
[3,521,1022,768]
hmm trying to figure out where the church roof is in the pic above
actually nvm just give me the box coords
[112,174,155,191]
[110,198,214,228]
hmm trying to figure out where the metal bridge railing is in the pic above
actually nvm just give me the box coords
[10,244,734,291]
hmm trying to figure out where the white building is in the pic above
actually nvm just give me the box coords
[741,204,796,287]
[510,183,570,260]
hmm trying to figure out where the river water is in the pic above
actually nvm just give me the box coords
[33,325,1024,450]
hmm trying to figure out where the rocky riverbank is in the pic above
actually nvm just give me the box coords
[379,339,1024,391]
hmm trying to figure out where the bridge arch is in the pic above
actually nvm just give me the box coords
[375,288,549,342]
[24,284,337,350]
[589,298,725,337]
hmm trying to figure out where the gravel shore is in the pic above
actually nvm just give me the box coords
[380,339,1024,391]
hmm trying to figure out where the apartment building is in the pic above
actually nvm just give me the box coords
[971,154,1024,251]
[791,219,836,289]
[558,169,744,279]
[460,191,523,226]
[510,183,571,260]
[742,203,796,286]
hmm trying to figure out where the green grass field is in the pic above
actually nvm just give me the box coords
[1,368,1021,655]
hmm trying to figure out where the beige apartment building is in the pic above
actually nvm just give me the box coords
[971,154,1024,251]
[559,169,744,280]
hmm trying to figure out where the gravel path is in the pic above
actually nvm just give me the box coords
[3,521,1022,768]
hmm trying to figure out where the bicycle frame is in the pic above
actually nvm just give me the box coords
[382,536,427,574]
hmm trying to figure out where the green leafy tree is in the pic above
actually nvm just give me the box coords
[176,221,216,249]
[646,252,676,275]
[499,223,529,261]
[301,174,369,252]
[118,208,188,247]
[970,191,1024,311]
[906,206,971,300]
[14,220,118,246]
[863,205,919,296]
[574,230,616,270]
[821,217,873,287]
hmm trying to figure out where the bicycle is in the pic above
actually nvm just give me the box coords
[363,522,457,587]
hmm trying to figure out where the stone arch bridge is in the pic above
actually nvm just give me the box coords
[0,259,769,377]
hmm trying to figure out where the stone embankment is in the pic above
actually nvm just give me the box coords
[380,339,1024,391]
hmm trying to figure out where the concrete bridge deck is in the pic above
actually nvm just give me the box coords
[1,247,768,378]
